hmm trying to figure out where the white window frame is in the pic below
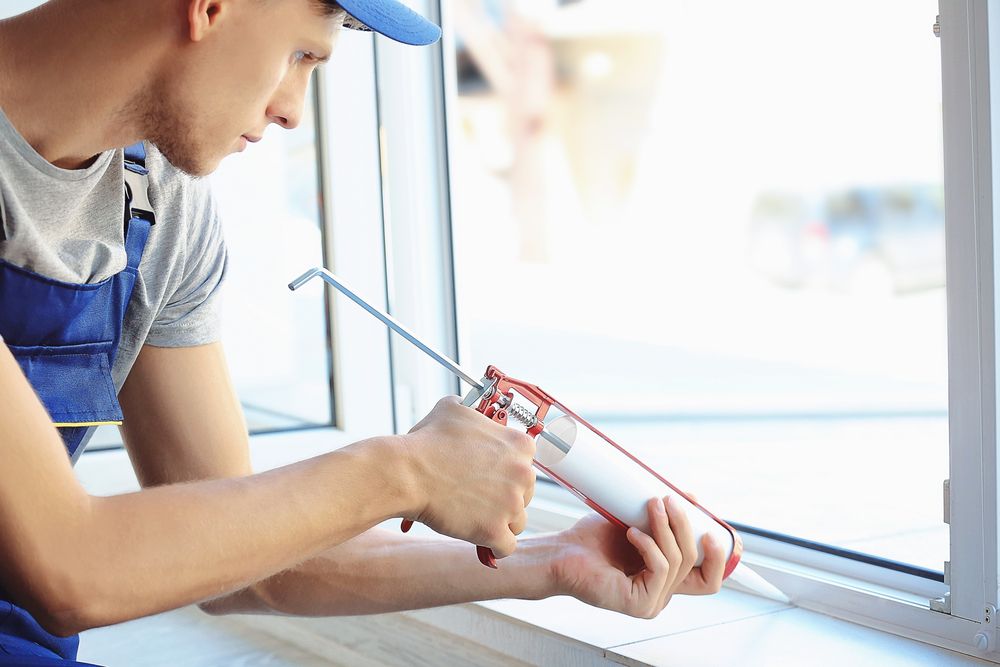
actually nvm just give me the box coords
[228,30,402,451]
[375,0,1000,661]
[309,31,397,443]
[372,10,463,428]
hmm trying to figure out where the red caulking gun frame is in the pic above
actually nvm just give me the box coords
[290,267,785,599]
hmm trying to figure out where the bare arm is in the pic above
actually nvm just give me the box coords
[115,342,537,618]
[0,342,415,636]
[203,527,561,616]
[119,344,723,622]
[116,343,545,616]
[204,503,727,620]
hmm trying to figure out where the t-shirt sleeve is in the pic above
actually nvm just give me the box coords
[144,186,228,347]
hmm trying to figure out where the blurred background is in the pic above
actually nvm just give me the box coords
[445,0,947,571]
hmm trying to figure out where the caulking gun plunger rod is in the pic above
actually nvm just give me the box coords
[289,268,484,389]
[288,267,571,454]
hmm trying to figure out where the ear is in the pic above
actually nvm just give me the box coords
[187,0,228,42]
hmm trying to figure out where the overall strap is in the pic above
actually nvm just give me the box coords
[122,141,154,271]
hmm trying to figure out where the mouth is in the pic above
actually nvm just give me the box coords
[242,135,262,143]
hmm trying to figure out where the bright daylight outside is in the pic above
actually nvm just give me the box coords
[448,0,947,572]
[211,99,333,433]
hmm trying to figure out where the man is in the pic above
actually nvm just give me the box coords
[0,1,726,664]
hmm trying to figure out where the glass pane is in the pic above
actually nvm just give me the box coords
[449,0,946,571]
[210,82,333,432]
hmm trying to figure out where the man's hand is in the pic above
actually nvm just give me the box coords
[548,495,727,619]
[399,396,536,560]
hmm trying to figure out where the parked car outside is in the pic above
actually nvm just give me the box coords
[747,185,945,294]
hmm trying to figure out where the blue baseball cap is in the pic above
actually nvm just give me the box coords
[337,0,442,46]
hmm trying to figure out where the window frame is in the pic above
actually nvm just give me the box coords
[309,31,397,443]
[376,0,1000,660]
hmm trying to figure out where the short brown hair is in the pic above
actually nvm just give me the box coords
[313,1,348,18]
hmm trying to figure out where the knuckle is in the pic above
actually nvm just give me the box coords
[511,431,535,453]
[515,461,535,485]
[491,534,516,558]
[663,544,684,569]
[438,395,460,410]
[667,545,683,566]
[506,488,525,513]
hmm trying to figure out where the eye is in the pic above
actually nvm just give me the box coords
[292,50,314,64]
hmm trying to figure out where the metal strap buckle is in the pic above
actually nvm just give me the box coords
[123,168,155,223]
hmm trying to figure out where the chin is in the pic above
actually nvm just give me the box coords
[150,140,221,178]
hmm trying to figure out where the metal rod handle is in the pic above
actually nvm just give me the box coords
[289,267,485,391]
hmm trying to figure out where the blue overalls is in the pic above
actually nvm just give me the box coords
[0,143,154,665]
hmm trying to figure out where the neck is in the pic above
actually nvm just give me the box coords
[0,0,170,169]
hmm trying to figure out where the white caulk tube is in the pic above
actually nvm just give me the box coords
[534,413,790,602]
[536,415,737,570]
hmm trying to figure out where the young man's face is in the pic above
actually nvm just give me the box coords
[149,0,340,176]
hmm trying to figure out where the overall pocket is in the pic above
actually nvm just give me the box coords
[7,342,122,426]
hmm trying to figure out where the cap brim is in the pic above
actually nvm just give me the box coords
[337,0,442,46]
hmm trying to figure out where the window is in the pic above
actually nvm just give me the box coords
[376,0,1000,660]
[211,89,333,433]
[447,0,947,572]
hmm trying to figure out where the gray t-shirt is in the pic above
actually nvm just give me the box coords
[0,106,227,429]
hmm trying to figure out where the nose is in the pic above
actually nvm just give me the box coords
[266,70,311,130]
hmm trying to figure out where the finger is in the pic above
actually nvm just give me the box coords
[626,526,669,601]
[489,528,518,560]
[665,495,698,576]
[646,497,681,611]
[647,497,682,590]
[514,431,537,458]
[523,468,536,507]
[508,509,527,536]
[680,534,727,595]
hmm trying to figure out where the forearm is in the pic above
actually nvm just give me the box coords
[206,527,563,617]
[11,437,413,634]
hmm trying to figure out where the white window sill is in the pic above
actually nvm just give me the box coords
[75,429,994,666]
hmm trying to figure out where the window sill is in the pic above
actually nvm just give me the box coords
[74,429,993,665]
[217,589,990,667]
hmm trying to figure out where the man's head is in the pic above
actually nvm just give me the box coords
[144,0,438,176]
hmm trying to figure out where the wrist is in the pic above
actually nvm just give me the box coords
[505,533,565,601]
[372,433,426,521]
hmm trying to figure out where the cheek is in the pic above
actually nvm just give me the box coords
[231,53,289,113]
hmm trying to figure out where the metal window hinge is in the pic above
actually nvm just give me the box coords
[933,14,941,37]
[944,560,951,585]
[930,592,951,614]
[943,478,950,524]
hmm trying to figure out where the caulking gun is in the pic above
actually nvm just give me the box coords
[289,267,789,603]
